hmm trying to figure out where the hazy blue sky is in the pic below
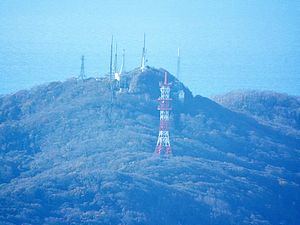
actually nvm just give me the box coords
[1,0,299,96]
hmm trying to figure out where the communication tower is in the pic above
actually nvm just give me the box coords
[109,36,113,82]
[114,43,118,77]
[140,33,146,71]
[176,48,180,80]
[109,36,114,107]
[119,49,125,76]
[78,55,86,80]
[155,72,172,155]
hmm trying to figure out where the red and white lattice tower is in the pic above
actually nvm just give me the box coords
[155,72,172,155]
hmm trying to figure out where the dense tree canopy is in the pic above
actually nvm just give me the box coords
[0,68,299,225]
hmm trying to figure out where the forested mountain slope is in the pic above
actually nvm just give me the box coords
[0,68,299,225]
[213,90,300,131]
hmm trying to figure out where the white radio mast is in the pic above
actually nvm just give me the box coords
[176,47,180,80]
[140,33,146,71]
[113,43,118,75]
[119,49,125,75]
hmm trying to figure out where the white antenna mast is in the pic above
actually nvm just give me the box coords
[109,36,113,82]
[141,33,146,71]
[176,47,180,80]
[119,49,125,75]
[113,43,118,75]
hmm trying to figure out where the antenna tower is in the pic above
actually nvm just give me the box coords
[113,43,118,75]
[109,36,114,109]
[155,72,172,155]
[119,49,125,75]
[109,36,113,82]
[176,48,180,80]
[79,55,86,80]
[140,33,146,71]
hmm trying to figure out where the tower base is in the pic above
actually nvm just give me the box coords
[155,145,172,156]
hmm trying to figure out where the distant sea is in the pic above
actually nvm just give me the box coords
[1,45,299,97]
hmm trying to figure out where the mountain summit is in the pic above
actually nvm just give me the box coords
[0,67,300,224]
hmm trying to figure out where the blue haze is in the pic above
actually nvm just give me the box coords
[0,0,300,96]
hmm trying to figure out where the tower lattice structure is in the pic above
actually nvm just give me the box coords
[155,72,172,155]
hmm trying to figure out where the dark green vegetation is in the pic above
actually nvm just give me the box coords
[0,67,300,225]
[213,90,300,130]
